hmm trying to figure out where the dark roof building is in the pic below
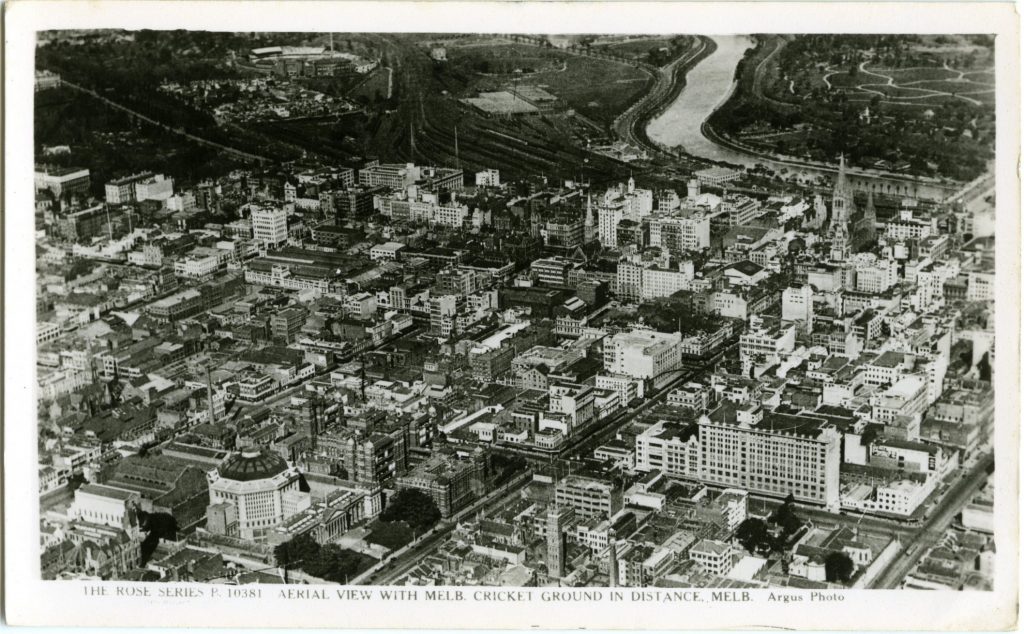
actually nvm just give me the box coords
[219,449,289,482]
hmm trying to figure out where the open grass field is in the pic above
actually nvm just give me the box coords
[963,70,996,83]
[442,40,651,125]
[860,84,950,99]
[762,34,996,111]
[819,63,994,107]
[912,79,992,93]
[351,66,393,103]
[877,67,959,83]
[447,43,563,75]
[528,55,651,123]
[603,37,678,58]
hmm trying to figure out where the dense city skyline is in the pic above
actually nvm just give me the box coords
[32,29,996,593]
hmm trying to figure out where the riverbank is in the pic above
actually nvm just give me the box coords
[627,36,718,157]
[700,118,959,192]
[700,35,968,195]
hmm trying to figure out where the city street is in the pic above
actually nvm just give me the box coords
[359,471,533,585]
[869,452,994,588]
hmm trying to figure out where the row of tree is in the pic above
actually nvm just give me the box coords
[273,488,442,582]
[273,533,374,583]
[733,494,855,584]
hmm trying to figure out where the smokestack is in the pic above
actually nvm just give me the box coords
[608,536,618,588]
[206,364,216,425]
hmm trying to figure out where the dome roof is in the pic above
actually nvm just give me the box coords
[218,449,288,482]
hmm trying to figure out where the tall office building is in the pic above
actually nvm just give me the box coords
[546,505,568,579]
[698,407,842,509]
[251,206,289,249]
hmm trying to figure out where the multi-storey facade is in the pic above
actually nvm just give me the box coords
[641,262,696,300]
[603,329,682,383]
[35,165,91,199]
[634,420,699,477]
[104,171,154,204]
[396,450,488,519]
[739,318,796,375]
[647,215,710,253]
[545,505,572,578]
[554,475,623,519]
[697,409,842,508]
[317,425,409,487]
[251,206,289,248]
[206,449,307,541]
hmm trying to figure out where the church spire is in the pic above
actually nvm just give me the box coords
[834,153,851,196]
[831,153,855,228]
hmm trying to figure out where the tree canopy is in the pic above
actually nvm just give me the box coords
[770,493,805,537]
[380,489,442,533]
[273,534,374,583]
[273,533,321,569]
[303,544,374,583]
[138,511,178,565]
[365,519,415,551]
[825,551,856,583]
[735,518,772,554]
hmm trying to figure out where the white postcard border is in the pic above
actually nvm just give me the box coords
[4,1,1020,629]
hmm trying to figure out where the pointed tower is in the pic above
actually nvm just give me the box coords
[831,154,855,227]
[829,154,855,261]
[862,189,877,243]
[584,193,596,244]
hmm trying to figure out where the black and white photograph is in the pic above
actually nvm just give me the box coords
[4,1,1019,630]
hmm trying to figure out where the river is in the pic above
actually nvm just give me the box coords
[647,35,755,165]
[646,35,955,201]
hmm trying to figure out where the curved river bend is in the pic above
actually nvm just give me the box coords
[646,35,953,201]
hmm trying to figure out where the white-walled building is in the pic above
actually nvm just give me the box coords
[206,449,308,542]
[698,407,842,508]
[251,206,289,248]
[782,285,814,328]
[475,169,501,187]
[739,317,796,376]
[648,215,711,253]
[603,329,682,384]
[641,262,696,300]
[634,420,699,477]
[68,484,142,532]
[134,174,174,202]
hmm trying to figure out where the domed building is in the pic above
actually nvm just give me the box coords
[206,448,309,541]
